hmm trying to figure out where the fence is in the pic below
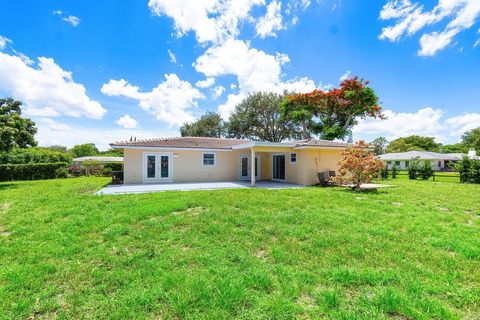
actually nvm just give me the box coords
[394,171,460,182]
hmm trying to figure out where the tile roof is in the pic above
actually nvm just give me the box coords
[110,137,250,149]
[110,137,351,150]
[294,139,350,148]
[378,151,462,161]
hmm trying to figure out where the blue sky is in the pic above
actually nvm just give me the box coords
[0,0,479,149]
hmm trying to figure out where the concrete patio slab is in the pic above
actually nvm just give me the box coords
[96,181,304,195]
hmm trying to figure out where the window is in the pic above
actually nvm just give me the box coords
[290,153,297,164]
[386,161,392,165]
[405,161,409,168]
[202,153,216,167]
[395,161,400,166]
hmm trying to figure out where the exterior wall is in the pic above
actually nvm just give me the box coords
[384,159,444,171]
[124,148,243,184]
[123,146,345,185]
[296,149,343,185]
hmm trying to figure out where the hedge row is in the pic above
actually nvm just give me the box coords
[0,162,68,182]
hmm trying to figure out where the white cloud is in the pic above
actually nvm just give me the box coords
[148,0,265,43]
[0,35,12,50]
[195,77,215,88]
[445,113,480,135]
[194,39,317,118]
[53,10,63,15]
[353,107,447,142]
[212,85,225,98]
[0,51,106,119]
[379,0,480,56]
[62,15,81,27]
[116,114,139,129]
[167,49,177,64]
[275,52,290,65]
[339,70,351,81]
[256,0,284,38]
[102,74,204,126]
[194,39,284,93]
[36,125,178,151]
[38,118,71,131]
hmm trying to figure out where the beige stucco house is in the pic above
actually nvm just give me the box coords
[110,137,350,186]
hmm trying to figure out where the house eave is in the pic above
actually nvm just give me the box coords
[110,145,233,152]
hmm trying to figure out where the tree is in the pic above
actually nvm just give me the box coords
[69,143,99,158]
[370,137,388,155]
[280,77,383,140]
[228,92,301,142]
[0,98,37,152]
[441,143,468,154]
[180,111,226,138]
[461,127,480,151]
[100,148,124,156]
[46,145,68,153]
[334,141,385,190]
[386,135,441,153]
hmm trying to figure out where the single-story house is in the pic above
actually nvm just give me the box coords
[109,137,351,186]
[378,151,465,171]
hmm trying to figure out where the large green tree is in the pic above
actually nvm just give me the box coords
[280,77,383,140]
[461,127,480,151]
[0,98,37,152]
[386,135,441,153]
[228,92,301,142]
[180,111,226,138]
[69,143,99,158]
[370,137,388,155]
[441,143,468,154]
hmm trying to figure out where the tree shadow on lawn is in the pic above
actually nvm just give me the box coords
[0,183,18,191]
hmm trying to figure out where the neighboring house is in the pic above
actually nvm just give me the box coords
[378,151,467,171]
[109,137,351,186]
[72,156,124,165]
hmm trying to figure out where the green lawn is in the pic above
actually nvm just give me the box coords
[1,178,479,319]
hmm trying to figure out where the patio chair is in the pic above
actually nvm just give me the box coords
[317,171,337,186]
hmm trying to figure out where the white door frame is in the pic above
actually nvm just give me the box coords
[238,154,261,180]
[271,153,286,181]
[142,152,173,183]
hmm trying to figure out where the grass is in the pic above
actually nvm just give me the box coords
[0,177,479,319]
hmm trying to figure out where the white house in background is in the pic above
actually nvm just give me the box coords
[378,151,466,171]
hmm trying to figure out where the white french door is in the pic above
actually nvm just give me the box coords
[143,153,173,183]
[239,155,260,180]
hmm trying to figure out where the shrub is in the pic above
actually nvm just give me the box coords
[419,161,433,180]
[455,156,480,183]
[381,167,389,180]
[55,167,68,178]
[0,162,68,182]
[408,158,420,180]
[0,147,71,164]
[103,162,123,171]
[335,141,385,190]
[391,165,398,179]
[101,167,113,177]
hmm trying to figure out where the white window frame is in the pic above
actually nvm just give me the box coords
[202,152,216,167]
[290,152,297,164]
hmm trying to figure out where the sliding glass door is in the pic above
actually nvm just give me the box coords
[272,154,286,181]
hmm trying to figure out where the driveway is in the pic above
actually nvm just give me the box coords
[96,180,304,195]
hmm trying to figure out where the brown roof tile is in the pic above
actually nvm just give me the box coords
[294,139,350,148]
[110,137,250,149]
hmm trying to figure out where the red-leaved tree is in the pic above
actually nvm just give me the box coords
[335,141,385,190]
[280,77,384,140]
